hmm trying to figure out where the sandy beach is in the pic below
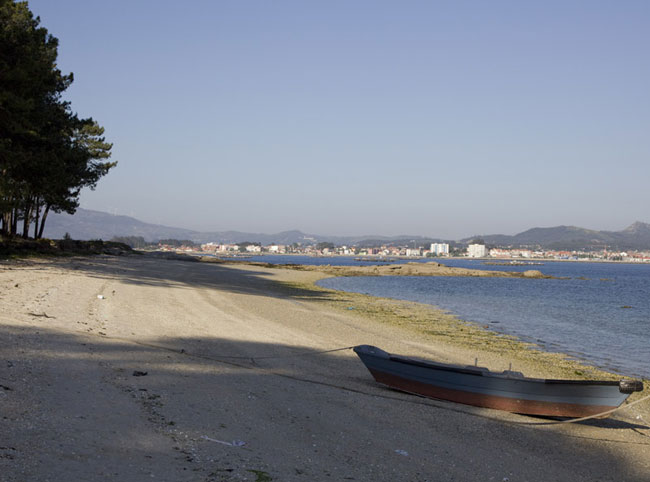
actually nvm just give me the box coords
[1,255,649,481]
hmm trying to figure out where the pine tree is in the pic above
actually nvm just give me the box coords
[0,0,116,238]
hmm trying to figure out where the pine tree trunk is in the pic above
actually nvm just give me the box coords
[22,200,32,238]
[0,172,7,236]
[11,208,18,236]
[33,199,41,239]
[2,210,12,237]
[38,205,50,239]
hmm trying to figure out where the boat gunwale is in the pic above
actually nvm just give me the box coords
[386,354,622,386]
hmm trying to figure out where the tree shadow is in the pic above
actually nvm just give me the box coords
[2,322,649,481]
[39,254,337,302]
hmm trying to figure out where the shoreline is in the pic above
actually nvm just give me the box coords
[1,255,649,481]
[256,262,645,384]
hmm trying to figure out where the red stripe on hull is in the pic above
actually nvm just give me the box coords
[369,369,616,418]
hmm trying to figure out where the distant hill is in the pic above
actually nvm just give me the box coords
[44,208,439,245]
[44,209,650,250]
[44,209,198,242]
[43,209,317,244]
[463,222,650,250]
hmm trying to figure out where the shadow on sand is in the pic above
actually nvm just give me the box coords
[42,254,338,302]
[2,319,649,481]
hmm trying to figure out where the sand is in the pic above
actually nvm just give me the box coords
[1,255,649,481]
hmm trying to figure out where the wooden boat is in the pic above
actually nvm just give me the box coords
[354,345,643,418]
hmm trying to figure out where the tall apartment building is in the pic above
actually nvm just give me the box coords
[467,244,487,258]
[430,243,450,256]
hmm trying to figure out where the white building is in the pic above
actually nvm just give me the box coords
[430,243,450,256]
[467,244,487,258]
[201,242,217,253]
[489,248,510,258]
[212,244,238,253]
[268,244,286,253]
[406,248,422,257]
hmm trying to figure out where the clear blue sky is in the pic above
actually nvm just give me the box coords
[28,1,650,239]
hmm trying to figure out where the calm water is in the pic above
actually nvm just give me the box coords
[312,260,650,379]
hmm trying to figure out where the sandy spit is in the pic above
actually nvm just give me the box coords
[1,255,649,482]
[218,258,554,279]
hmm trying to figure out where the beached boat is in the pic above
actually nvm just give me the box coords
[353,345,643,418]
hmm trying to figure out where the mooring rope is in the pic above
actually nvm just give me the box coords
[517,392,650,426]
[127,339,355,361]
[204,345,356,360]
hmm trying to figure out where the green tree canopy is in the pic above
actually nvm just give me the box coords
[0,0,116,238]
[158,239,198,247]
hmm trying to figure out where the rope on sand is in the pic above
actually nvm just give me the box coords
[198,345,357,360]
[519,393,650,426]
[126,339,355,362]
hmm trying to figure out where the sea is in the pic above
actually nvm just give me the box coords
[246,255,650,379]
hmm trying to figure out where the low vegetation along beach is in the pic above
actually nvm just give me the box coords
[1,254,649,481]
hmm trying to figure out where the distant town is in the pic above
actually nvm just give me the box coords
[148,239,650,263]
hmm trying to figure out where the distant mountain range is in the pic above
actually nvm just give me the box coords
[44,208,650,250]
[44,208,441,246]
[461,222,650,250]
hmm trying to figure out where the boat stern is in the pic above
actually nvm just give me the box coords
[619,379,644,394]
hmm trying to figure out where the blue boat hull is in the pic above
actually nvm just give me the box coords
[354,345,637,418]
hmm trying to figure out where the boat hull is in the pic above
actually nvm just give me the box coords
[354,345,634,418]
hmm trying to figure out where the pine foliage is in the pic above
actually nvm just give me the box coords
[0,0,116,238]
